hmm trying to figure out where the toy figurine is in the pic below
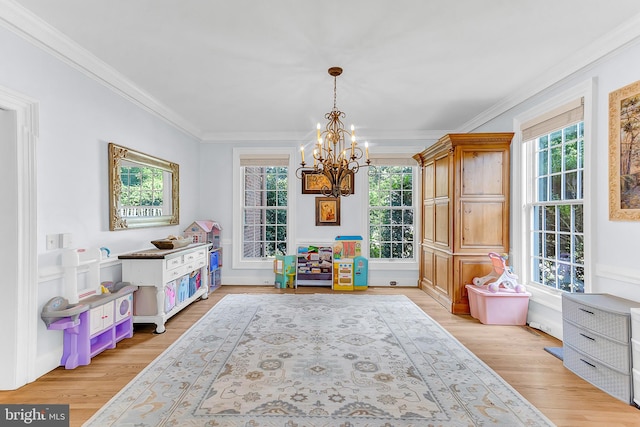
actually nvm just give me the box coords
[473,252,526,293]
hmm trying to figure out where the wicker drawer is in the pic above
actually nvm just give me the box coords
[563,319,630,373]
[562,294,630,342]
[564,344,632,403]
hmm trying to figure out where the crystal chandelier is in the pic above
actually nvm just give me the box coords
[296,67,369,198]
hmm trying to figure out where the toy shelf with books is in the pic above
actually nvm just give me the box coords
[295,245,333,287]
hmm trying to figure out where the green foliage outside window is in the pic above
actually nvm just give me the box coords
[369,166,414,259]
[120,166,165,206]
[532,122,584,292]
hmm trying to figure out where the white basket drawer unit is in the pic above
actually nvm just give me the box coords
[562,293,640,405]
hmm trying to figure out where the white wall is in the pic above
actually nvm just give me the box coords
[0,26,202,385]
[471,38,640,339]
[199,140,430,287]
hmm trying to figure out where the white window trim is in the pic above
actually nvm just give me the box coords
[511,79,594,309]
[363,146,420,270]
[232,147,297,270]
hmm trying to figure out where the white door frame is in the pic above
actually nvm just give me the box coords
[0,85,38,389]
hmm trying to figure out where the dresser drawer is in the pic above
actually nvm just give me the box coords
[562,296,630,342]
[183,257,205,274]
[563,319,630,373]
[184,248,207,263]
[564,344,632,403]
[165,255,185,271]
[165,265,187,281]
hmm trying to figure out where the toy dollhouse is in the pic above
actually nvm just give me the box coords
[184,220,222,248]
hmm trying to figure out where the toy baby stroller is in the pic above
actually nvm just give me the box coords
[472,252,526,293]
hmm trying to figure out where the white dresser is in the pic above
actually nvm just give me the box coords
[119,242,210,333]
[562,293,640,404]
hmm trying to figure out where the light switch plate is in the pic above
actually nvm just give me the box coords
[61,233,72,248]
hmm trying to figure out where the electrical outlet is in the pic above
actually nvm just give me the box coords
[46,234,58,250]
[390,281,397,286]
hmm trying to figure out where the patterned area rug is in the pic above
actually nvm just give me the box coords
[84,294,555,426]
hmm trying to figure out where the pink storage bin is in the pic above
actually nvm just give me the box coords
[466,284,531,325]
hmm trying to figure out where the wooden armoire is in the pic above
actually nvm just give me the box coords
[413,133,513,314]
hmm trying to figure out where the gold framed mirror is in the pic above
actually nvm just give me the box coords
[108,142,179,230]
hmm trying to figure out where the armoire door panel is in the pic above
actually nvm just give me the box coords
[434,155,449,198]
[460,150,505,196]
[434,252,451,297]
[423,203,434,243]
[459,201,505,249]
[423,162,434,200]
[434,201,450,247]
[421,246,434,288]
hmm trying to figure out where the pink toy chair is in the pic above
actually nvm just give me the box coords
[472,252,525,293]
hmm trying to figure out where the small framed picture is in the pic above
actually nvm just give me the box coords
[302,170,354,195]
[315,197,340,226]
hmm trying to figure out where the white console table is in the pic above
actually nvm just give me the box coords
[119,242,210,333]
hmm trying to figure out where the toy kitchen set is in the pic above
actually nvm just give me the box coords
[40,248,137,369]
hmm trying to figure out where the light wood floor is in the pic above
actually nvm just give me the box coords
[2,286,639,426]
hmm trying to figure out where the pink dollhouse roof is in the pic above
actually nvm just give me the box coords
[185,220,222,233]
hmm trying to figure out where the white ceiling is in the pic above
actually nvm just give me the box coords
[7,0,640,142]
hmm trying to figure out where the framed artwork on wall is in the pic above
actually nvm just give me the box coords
[302,170,354,195]
[315,197,340,226]
[609,79,640,220]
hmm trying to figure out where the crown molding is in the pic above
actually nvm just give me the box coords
[201,129,448,143]
[0,0,202,139]
[457,12,640,133]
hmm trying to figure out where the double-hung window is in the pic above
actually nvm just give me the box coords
[368,158,416,261]
[521,97,586,293]
[233,149,294,268]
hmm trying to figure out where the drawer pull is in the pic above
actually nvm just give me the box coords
[579,333,595,341]
[580,358,596,368]
[578,307,594,315]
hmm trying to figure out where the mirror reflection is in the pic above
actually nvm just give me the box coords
[108,142,179,230]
